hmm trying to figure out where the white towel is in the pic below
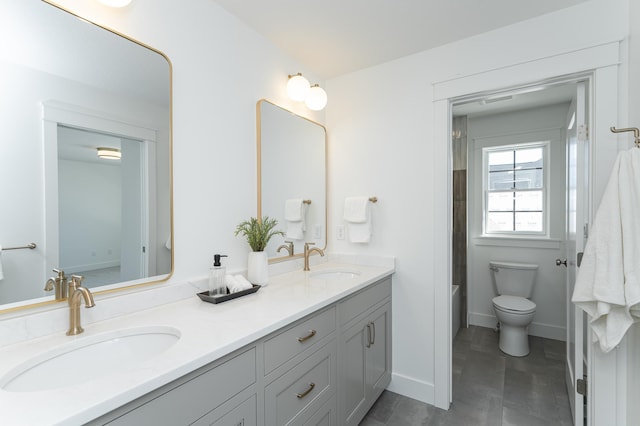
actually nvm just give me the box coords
[230,274,253,293]
[572,148,640,352]
[285,198,306,240]
[0,245,3,281]
[344,197,372,243]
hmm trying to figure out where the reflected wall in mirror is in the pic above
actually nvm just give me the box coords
[257,100,326,261]
[0,1,172,312]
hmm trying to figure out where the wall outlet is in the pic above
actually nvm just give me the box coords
[336,225,345,240]
[313,224,322,239]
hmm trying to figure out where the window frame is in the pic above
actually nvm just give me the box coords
[482,141,550,237]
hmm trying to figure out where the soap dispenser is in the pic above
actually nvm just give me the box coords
[209,254,228,296]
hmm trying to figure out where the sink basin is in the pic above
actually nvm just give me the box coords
[310,269,361,281]
[0,325,180,392]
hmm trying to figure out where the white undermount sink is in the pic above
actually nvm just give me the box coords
[0,325,181,392]
[309,268,362,281]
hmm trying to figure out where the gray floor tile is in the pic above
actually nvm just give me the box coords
[360,325,573,426]
[384,396,434,425]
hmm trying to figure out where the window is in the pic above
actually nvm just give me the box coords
[483,142,547,235]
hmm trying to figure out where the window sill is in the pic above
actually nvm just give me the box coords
[472,236,562,249]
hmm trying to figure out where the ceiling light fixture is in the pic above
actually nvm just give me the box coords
[97,147,121,160]
[97,0,133,8]
[286,73,327,110]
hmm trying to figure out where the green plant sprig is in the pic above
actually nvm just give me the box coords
[234,216,284,252]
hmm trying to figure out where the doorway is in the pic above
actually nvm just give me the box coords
[56,125,148,287]
[450,78,591,425]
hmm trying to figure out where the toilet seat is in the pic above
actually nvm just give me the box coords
[493,295,536,314]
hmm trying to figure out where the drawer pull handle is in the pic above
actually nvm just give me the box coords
[296,382,316,399]
[297,329,317,343]
[366,323,372,348]
[371,321,376,345]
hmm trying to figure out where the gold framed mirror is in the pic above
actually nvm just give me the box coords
[0,1,172,313]
[257,100,326,262]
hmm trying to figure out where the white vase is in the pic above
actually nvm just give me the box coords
[247,251,269,286]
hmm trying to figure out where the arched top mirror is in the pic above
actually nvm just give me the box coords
[257,100,326,262]
[0,1,172,313]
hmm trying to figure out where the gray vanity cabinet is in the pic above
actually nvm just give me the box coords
[89,346,258,426]
[338,278,392,426]
[86,275,391,426]
[263,306,337,426]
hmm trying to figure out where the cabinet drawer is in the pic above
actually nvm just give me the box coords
[265,341,336,426]
[264,307,336,374]
[106,347,256,425]
[338,277,391,326]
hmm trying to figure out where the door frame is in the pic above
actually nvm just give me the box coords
[432,41,621,420]
[42,101,156,286]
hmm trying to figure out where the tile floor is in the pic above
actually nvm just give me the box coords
[360,326,574,426]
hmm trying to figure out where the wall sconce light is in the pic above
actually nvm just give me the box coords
[286,73,327,111]
[287,73,310,102]
[305,84,327,111]
[97,0,133,7]
[97,147,121,160]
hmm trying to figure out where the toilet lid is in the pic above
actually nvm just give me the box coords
[493,295,536,314]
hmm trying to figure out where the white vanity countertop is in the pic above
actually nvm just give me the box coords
[0,261,394,426]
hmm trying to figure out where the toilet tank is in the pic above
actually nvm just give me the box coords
[489,261,538,298]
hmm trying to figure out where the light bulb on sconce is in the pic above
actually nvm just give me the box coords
[97,0,133,7]
[286,73,310,101]
[305,84,327,111]
[286,73,327,110]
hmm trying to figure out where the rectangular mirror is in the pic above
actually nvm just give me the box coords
[257,100,326,261]
[0,1,172,312]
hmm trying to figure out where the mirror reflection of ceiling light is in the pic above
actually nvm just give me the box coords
[97,147,121,160]
[97,0,133,7]
[286,73,328,110]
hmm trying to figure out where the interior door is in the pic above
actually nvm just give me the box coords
[565,81,589,425]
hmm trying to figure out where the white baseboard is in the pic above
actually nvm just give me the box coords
[387,372,436,407]
[469,312,566,341]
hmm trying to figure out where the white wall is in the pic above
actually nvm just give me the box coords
[327,0,627,406]
[47,0,325,277]
[58,159,121,273]
[466,104,569,340]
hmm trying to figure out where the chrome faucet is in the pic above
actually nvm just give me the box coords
[67,275,95,336]
[277,241,295,256]
[44,268,68,300]
[303,242,325,271]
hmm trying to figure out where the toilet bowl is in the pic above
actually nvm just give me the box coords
[489,261,538,357]
[492,295,536,356]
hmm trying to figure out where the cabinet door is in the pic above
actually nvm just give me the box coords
[366,302,391,398]
[339,316,368,426]
[303,395,336,426]
[210,395,256,426]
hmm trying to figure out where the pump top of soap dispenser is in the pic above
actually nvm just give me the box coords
[213,254,228,267]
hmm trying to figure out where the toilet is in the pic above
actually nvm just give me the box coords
[489,261,538,357]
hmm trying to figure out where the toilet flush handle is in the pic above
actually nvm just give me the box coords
[555,258,568,267]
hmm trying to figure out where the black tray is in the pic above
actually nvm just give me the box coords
[197,284,260,304]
